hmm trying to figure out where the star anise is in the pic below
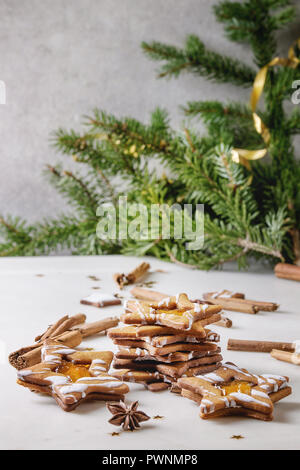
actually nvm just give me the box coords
[107,400,150,431]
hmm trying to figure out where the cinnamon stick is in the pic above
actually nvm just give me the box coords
[203,292,278,313]
[214,316,232,328]
[114,262,150,289]
[271,349,300,365]
[275,263,300,282]
[127,262,150,283]
[72,316,119,337]
[9,330,82,370]
[227,338,294,353]
[130,287,166,302]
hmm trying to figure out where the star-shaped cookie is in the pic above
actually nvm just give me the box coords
[17,339,129,411]
[178,362,291,421]
[122,293,221,331]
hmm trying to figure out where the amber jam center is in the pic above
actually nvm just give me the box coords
[55,360,91,382]
[157,308,188,316]
[221,380,252,396]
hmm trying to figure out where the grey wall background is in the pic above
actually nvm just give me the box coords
[0,0,299,222]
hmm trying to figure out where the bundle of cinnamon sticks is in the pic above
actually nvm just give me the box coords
[203,290,278,314]
[9,313,118,370]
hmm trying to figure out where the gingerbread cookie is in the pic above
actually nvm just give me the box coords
[17,339,129,411]
[113,353,223,378]
[108,325,219,344]
[111,363,222,392]
[149,333,218,347]
[123,293,221,331]
[178,362,291,421]
[136,325,219,339]
[115,346,221,363]
[112,338,220,356]
[111,369,163,384]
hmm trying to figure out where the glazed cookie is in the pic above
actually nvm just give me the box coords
[115,346,221,363]
[178,362,291,421]
[113,353,223,378]
[111,369,163,384]
[112,339,220,356]
[17,339,129,411]
[108,326,219,345]
[122,293,222,331]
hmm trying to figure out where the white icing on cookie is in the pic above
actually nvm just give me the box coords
[230,392,271,407]
[46,375,70,386]
[17,369,34,378]
[193,303,209,313]
[251,389,269,399]
[200,398,215,414]
[224,363,252,378]
[158,297,171,307]
[92,359,106,365]
[204,372,224,383]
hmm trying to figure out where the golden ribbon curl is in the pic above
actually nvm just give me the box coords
[232,38,300,170]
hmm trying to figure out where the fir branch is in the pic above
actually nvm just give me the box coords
[288,107,300,134]
[142,36,256,87]
[63,171,98,208]
[236,235,284,261]
[167,250,198,270]
[0,0,298,270]
[45,165,99,216]
[183,101,263,148]
[214,0,295,67]
[269,6,295,30]
[183,101,252,121]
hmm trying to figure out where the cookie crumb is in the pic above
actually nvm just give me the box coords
[153,415,164,419]
[231,435,244,440]
[87,275,100,281]
[114,293,125,299]
[137,281,157,288]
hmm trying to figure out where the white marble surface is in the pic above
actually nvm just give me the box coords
[0,255,299,450]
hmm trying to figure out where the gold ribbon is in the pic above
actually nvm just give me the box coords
[232,38,300,170]
[231,148,267,170]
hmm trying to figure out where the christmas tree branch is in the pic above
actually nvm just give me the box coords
[236,235,284,261]
[214,0,295,67]
[183,101,252,120]
[0,0,298,269]
[142,36,256,87]
[288,107,300,134]
[45,165,100,216]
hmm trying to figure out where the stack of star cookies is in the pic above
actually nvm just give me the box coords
[108,293,223,392]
